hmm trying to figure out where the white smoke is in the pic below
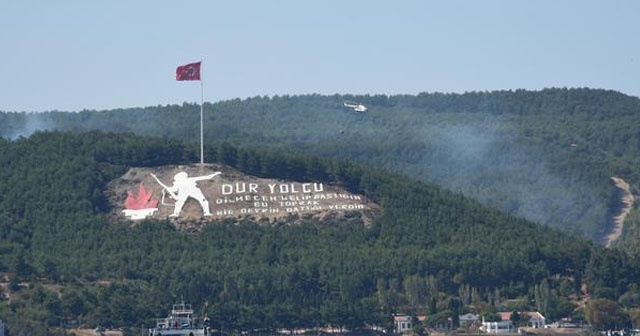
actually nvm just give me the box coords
[1,113,53,140]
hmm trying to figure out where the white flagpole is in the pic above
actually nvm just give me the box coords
[200,59,204,165]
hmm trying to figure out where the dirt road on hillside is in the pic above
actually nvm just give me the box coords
[606,177,635,247]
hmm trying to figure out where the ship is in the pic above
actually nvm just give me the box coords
[148,299,211,336]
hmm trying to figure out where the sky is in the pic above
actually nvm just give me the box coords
[1,1,639,112]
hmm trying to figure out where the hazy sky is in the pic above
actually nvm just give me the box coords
[2,1,639,112]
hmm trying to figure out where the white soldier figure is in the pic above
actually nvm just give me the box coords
[151,171,221,217]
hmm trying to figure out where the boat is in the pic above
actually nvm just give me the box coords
[148,299,211,336]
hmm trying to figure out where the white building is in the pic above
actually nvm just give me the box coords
[393,314,413,334]
[481,321,515,334]
[526,312,546,328]
[459,313,479,328]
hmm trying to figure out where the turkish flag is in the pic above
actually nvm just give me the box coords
[176,62,201,81]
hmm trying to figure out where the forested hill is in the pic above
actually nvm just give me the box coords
[0,131,639,334]
[2,88,640,245]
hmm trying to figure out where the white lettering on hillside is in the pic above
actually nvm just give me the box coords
[211,182,367,219]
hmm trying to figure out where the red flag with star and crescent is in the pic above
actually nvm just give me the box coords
[176,61,201,81]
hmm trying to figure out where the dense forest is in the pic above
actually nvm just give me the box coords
[3,88,640,246]
[1,131,640,335]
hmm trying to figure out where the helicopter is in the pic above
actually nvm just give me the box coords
[343,101,367,112]
[340,101,368,134]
